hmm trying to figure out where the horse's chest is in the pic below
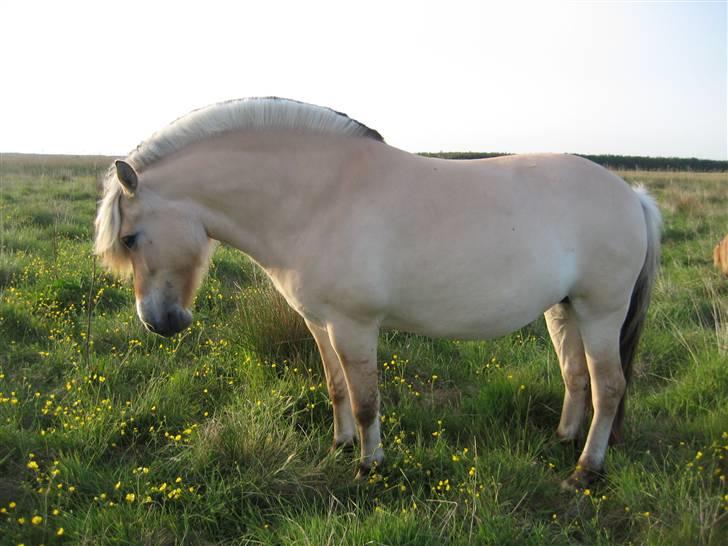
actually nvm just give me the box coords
[265,270,330,326]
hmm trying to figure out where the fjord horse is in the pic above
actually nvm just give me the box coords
[95,98,661,489]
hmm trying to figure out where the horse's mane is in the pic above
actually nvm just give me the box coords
[95,172,130,275]
[129,97,384,170]
[94,98,384,274]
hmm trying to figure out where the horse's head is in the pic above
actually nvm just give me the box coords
[95,160,213,337]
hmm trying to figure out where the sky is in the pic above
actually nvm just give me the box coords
[1,0,726,159]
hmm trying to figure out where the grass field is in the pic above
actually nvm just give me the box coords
[0,154,726,545]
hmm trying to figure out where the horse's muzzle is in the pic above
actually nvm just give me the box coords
[144,306,192,337]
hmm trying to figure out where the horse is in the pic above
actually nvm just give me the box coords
[94,97,661,490]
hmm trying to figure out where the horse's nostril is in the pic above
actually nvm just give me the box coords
[167,310,180,333]
[166,307,192,335]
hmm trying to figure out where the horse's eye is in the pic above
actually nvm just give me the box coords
[121,234,137,249]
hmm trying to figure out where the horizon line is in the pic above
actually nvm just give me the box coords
[2,150,727,163]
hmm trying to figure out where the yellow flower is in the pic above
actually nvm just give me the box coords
[583,489,591,496]
[9,501,16,509]
[114,481,121,490]
[26,461,39,470]
[125,493,136,503]
[57,528,65,536]
[31,515,43,525]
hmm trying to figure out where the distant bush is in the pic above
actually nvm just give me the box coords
[420,152,728,172]
[578,154,728,172]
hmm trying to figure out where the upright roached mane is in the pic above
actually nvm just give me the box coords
[94,97,383,274]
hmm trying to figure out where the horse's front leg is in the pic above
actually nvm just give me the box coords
[305,319,356,450]
[326,317,383,478]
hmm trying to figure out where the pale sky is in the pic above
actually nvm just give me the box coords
[1,0,726,159]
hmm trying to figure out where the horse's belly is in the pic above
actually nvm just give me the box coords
[380,271,566,340]
[375,223,574,340]
[380,311,538,340]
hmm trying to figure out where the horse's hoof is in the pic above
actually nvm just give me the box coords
[560,466,602,492]
[355,458,385,480]
[355,464,371,480]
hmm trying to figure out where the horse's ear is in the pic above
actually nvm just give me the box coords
[115,160,138,195]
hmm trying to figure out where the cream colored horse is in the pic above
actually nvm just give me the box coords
[95,98,661,490]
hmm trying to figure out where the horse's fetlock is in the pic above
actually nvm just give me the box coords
[354,404,378,428]
[329,384,348,405]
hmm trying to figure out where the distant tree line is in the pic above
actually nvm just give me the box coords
[420,152,728,172]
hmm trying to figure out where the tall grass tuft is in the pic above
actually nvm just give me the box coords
[233,278,315,362]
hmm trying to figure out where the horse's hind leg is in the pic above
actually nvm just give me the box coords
[562,304,628,490]
[306,319,356,450]
[545,303,589,443]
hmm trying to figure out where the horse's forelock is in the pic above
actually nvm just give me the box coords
[94,168,132,276]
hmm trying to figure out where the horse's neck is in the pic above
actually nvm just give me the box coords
[148,131,371,269]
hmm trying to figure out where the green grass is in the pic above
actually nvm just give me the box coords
[0,157,726,545]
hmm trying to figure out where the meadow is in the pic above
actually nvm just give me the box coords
[0,154,726,545]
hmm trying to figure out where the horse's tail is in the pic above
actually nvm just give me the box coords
[612,186,662,443]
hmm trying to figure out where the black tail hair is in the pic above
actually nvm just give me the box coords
[612,187,662,443]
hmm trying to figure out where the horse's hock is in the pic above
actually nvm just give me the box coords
[714,234,728,277]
